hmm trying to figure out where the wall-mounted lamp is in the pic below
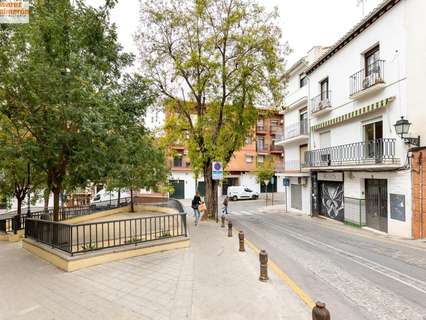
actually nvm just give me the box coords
[393,116,420,147]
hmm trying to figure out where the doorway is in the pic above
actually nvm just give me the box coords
[365,179,388,233]
[169,180,185,199]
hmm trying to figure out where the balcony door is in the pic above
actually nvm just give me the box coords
[299,108,308,135]
[364,120,383,162]
[257,136,265,151]
[300,144,308,168]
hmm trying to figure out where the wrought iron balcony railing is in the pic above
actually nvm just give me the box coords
[256,125,266,132]
[270,144,283,153]
[256,144,269,153]
[311,91,332,114]
[303,138,398,168]
[284,119,309,140]
[350,60,385,97]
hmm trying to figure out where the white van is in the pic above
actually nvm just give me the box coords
[227,186,259,201]
[90,189,131,207]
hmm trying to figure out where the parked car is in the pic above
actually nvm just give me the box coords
[227,186,259,201]
[90,189,130,208]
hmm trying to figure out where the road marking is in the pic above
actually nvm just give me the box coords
[243,234,316,309]
[259,220,426,295]
[231,210,256,216]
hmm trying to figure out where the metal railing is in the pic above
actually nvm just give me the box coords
[284,119,309,140]
[25,212,188,255]
[0,197,133,234]
[344,197,366,227]
[284,160,303,172]
[270,144,283,153]
[256,125,266,132]
[350,60,385,96]
[303,138,398,168]
[256,144,269,153]
[311,91,332,114]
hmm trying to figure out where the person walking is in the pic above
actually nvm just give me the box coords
[191,192,202,226]
[222,195,229,215]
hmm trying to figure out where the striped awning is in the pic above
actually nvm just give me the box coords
[312,97,395,131]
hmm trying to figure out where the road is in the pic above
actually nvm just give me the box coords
[226,199,426,320]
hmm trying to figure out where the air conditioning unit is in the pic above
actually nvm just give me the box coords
[320,154,331,166]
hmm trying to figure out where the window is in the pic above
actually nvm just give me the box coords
[320,78,329,100]
[364,45,380,76]
[245,155,254,163]
[271,119,279,128]
[319,131,331,148]
[244,188,253,192]
[300,74,308,88]
[299,108,308,134]
[257,155,265,163]
[363,120,383,142]
[245,136,252,145]
[300,144,308,164]
[173,156,183,167]
[257,119,264,130]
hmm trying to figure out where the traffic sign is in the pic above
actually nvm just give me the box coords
[283,177,290,187]
[212,161,223,180]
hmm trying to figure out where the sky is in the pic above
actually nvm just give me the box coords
[86,0,383,66]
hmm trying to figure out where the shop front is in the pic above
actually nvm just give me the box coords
[312,172,344,221]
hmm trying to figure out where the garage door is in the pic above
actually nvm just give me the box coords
[169,180,185,199]
[291,184,302,210]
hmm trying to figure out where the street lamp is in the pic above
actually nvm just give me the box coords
[393,116,420,147]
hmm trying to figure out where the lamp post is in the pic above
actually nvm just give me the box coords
[263,180,269,207]
[393,116,420,147]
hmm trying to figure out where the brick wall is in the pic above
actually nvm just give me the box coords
[412,149,426,239]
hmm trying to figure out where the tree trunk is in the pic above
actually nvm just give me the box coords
[43,188,50,212]
[130,188,134,213]
[52,186,61,221]
[203,162,218,221]
[117,188,121,207]
[16,197,23,230]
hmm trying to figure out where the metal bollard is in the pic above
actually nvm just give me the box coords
[259,249,269,281]
[312,301,330,320]
[221,214,225,228]
[238,231,245,252]
[227,221,233,237]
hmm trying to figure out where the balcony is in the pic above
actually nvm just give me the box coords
[303,138,399,170]
[270,144,283,154]
[256,125,267,134]
[270,125,282,134]
[311,91,332,116]
[350,60,385,99]
[170,158,190,170]
[278,119,309,145]
[283,160,310,175]
[256,143,269,154]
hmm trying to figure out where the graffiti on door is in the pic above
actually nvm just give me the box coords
[321,182,344,221]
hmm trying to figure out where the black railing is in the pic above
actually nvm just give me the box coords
[303,138,398,168]
[25,213,188,255]
[256,143,269,153]
[350,60,385,96]
[0,197,133,234]
[311,91,332,114]
[256,125,266,132]
[270,144,283,153]
[284,119,308,140]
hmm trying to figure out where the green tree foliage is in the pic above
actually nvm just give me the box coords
[0,0,132,219]
[138,0,287,218]
[0,115,45,225]
[255,156,275,185]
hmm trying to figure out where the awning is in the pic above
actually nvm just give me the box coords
[311,97,395,131]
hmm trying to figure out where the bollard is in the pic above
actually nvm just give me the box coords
[312,301,330,320]
[238,231,245,252]
[221,214,225,228]
[259,249,269,281]
[227,221,233,237]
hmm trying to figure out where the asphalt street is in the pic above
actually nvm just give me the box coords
[226,199,426,320]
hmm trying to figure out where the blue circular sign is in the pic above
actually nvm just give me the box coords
[214,162,222,170]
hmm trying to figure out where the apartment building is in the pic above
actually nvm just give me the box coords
[168,111,284,199]
[276,47,328,214]
[298,0,425,238]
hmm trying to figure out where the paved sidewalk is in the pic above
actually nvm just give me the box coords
[0,215,309,320]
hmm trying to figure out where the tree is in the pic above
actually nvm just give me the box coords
[138,0,287,219]
[107,132,169,212]
[255,156,275,187]
[0,115,44,227]
[0,0,131,220]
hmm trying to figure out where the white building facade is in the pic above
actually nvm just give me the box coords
[302,0,425,238]
[276,47,328,214]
